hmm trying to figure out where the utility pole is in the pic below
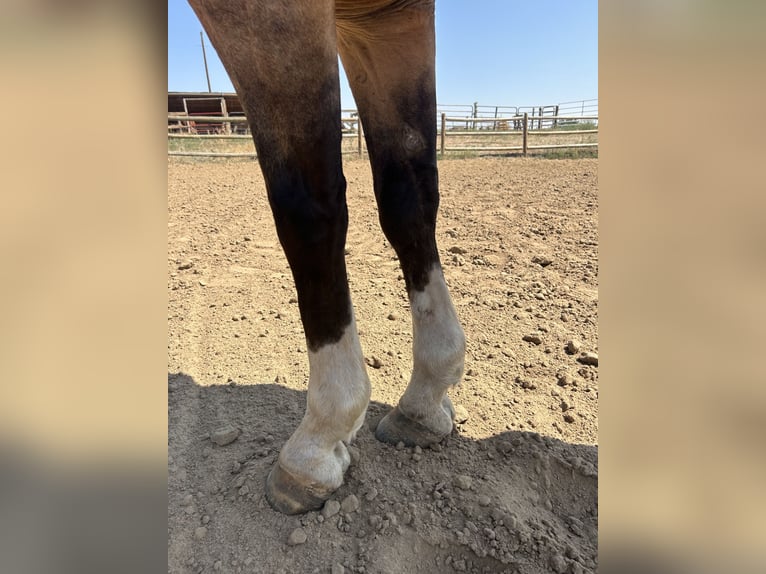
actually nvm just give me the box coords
[200,31,212,92]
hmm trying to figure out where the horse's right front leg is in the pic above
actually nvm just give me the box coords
[188,0,370,514]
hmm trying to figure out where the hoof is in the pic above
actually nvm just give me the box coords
[265,463,335,515]
[375,403,453,448]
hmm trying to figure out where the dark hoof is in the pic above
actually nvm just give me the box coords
[375,405,452,448]
[265,463,334,515]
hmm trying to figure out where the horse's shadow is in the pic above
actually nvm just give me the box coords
[168,372,597,573]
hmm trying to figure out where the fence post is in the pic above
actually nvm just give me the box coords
[357,118,363,157]
[440,113,446,155]
[522,112,528,156]
[553,105,559,129]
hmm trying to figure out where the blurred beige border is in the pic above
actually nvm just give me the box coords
[0,5,167,571]
[601,2,766,572]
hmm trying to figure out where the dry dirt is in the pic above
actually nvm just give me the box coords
[168,156,598,574]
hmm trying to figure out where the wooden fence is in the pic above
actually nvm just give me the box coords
[168,113,597,158]
[439,113,598,155]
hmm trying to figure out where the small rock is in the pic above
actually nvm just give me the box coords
[202,515,210,524]
[332,565,345,574]
[532,255,552,267]
[364,487,378,501]
[211,425,240,446]
[454,404,469,424]
[368,515,382,528]
[322,500,341,518]
[177,261,193,270]
[181,494,194,506]
[578,352,598,366]
[387,313,399,321]
[564,413,576,423]
[213,560,222,571]
[557,374,574,387]
[366,356,383,369]
[453,475,472,490]
[347,445,360,465]
[523,334,543,345]
[495,440,513,454]
[477,495,491,506]
[565,339,582,354]
[287,527,307,546]
[194,526,207,539]
[550,553,568,573]
[341,494,360,513]
[395,441,405,451]
[448,246,467,254]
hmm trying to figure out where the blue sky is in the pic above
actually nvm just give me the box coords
[168,0,597,109]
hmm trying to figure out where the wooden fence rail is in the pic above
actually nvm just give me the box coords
[167,114,597,158]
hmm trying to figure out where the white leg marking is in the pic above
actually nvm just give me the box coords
[399,266,465,433]
[278,316,371,490]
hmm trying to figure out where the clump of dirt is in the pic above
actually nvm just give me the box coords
[168,157,598,573]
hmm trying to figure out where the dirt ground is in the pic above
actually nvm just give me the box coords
[168,156,598,574]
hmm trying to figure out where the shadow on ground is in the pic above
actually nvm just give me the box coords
[168,372,597,574]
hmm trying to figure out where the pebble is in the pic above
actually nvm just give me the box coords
[287,528,307,546]
[202,515,210,524]
[532,255,552,267]
[332,565,345,574]
[181,494,194,506]
[364,487,378,501]
[211,425,240,446]
[564,413,576,423]
[557,374,574,387]
[578,352,598,366]
[387,313,399,321]
[453,475,472,490]
[448,246,467,254]
[523,334,543,345]
[550,554,568,573]
[340,494,360,513]
[395,441,405,451]
[177,261,194,270]
[194,527,207,539]
[565,339,582,354]
[347,445,360,465]
[322,500,341,518]
[477,495,491,506]
[454,405,469,424]
[366,356,383,369]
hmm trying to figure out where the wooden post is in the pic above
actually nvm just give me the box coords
[538,106,543,129]
[553,105,559,129]
[522,112,528,156]
[220,97,231,134]
[357,118,363,157]
[440,113,446,155]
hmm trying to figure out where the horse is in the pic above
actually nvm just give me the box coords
[187,0,465,514]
